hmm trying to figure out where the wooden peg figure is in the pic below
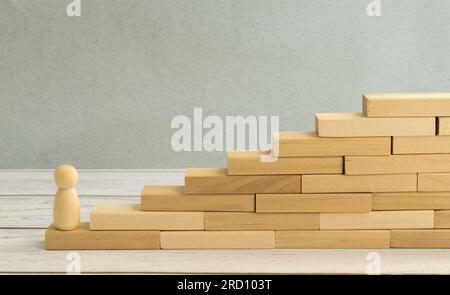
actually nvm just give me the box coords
[53,164,80,231]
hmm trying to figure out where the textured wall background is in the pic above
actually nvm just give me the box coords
[1,0,450,168]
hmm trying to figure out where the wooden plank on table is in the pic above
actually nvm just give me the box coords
[438,117,450,135]
[45,223,160,250]
[315,113,435,137]
[204,212,319,230]
[256,193,372,213]
[345,154,450,175]
[391,230,450,248]
[434,211,450,228]
[89,204,204,230]
[160,231,275,249]
[184,168,301,194]
[363,93,450,117]
[140,185,254,212]
[418,173,450,191]
[302,174,417,193]
[227,150,342,175]
[320,211,434,230]
[275,230,390,249]
[273,131,391,157]
[393,136,450,154]
[373,192,450,210]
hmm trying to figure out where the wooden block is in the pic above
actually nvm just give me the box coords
[418,173,450,191]
[393,136,450,154]
[391,230,450,248]
[275,230,390,249]
[302,174,417,193]
[315,113,435,137]
[45,223,160,250]
[204,212,319,230]
[373,192,450,210]
[256,193,372,213]
[345,154,450,175]
[140,185,254,212]
[160,231,274,249]
[184,168,301,194]
[89,204,204,230]
[320,211,434,230]
[227,150,342,175]
[363,93,450,117]
[273,131,391,157]
[438,117,450,135]
[434,211,450,228]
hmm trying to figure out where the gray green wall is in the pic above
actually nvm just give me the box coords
[2,0,450,168]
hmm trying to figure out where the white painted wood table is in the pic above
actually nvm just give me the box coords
[2,169,450,274]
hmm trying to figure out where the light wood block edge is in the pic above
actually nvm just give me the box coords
[45,223,160,250]
[160,231,275,249]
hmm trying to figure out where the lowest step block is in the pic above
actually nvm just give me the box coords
[45,223,160,250]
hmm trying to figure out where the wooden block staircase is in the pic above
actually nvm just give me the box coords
[46,93,450,249]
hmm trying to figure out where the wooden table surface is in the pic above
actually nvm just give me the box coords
[2,169,450,274]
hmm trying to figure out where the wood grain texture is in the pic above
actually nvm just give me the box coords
[302,174,417,193]
[363,93,450,117]
[273,131,391,157]
[315,113,435,137]
[45,223,160,250]
[391,230,450,248]
[434,211,450,228]
[160,231,275,249]
[90,204,204,230]
[438,117,450,135]
[184,168,301,194]
[393,136,450,154]
[204,212,319,230]
[345,154,450,175]
[275,230,390,249]
[227,150,342,175]
[256,193,372,213]
[373,192,450,211]
[140,185,254,212]
[320,211,434,230]
[418,173,450,191]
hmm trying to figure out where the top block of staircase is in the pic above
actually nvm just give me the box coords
[315,113,435,137]
[363,93,450,117]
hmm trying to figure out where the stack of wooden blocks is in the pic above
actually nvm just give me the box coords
[46,93,450,250]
